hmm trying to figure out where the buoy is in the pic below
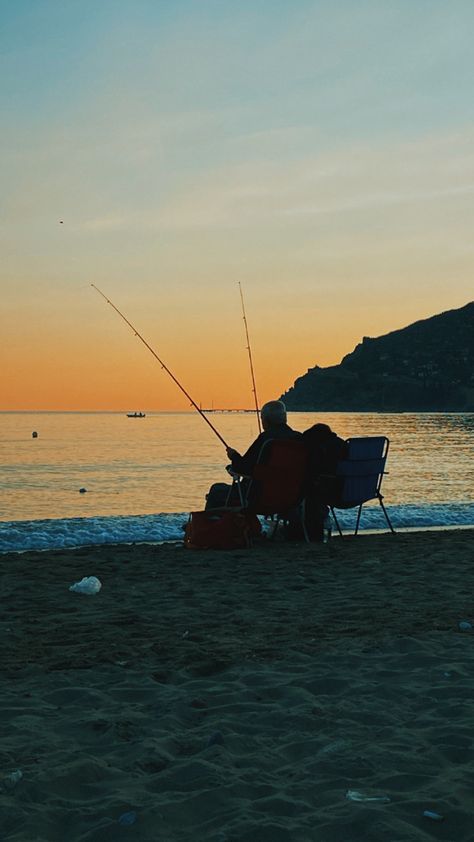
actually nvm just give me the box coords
[32,431,38,438]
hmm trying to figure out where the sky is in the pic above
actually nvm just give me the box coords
[2,0,473,410]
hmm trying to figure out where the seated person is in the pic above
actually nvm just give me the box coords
[300,423,348,540]
[205,400,301,510]
[303,423,347,479]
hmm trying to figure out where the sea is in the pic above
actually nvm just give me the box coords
[1,411,473,553]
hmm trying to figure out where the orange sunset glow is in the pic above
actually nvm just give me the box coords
[2,3,473,411]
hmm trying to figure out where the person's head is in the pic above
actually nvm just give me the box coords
[302,423,333,442]
[260,400,287,430]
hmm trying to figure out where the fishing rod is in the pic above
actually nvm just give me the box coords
[238,282,262,433]
[91,284,229,449]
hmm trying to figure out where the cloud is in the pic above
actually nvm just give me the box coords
[123,130,474,232]
[282,183,474,217]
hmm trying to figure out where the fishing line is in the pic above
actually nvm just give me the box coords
[91,284,229,448]
[238,282,262,433]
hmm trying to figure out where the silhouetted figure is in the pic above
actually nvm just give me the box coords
[205,400,301,509]
[300,423,348,541]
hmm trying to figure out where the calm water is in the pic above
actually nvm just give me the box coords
[1,411,473,523]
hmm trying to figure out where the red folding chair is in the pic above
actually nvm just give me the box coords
[228,438,310,541]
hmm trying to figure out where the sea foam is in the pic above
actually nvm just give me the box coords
[1,503,473,553]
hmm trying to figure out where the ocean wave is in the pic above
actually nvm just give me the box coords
[1,503,473,553]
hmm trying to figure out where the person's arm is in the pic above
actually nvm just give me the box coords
[226,434,266,476]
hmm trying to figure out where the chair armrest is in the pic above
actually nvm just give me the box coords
[226,465,251,479]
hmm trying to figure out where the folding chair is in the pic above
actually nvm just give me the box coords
[327,436,395,536]
[227,438,310,542]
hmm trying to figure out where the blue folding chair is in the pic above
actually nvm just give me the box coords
[328,436,395,536]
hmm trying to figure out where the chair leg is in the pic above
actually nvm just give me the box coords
[330,507,343,538]
[354,504,363,535]
[378,494,396,534]
[225,478,244,507]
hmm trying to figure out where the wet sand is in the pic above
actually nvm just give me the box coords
[1,528,474,841]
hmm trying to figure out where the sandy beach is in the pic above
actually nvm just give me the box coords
[1,528,474,841]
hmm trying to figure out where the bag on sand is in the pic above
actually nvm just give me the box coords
[184,509,261,550]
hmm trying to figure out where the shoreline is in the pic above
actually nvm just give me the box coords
[2,522,474,556]
[2,515,474,557]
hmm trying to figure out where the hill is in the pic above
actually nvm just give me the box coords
[280,302,474,411]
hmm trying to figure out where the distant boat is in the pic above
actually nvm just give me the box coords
[126,412,146,418]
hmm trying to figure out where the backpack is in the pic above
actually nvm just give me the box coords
[184,509,261,550]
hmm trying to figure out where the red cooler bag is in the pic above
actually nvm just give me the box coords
[184,509,261,550]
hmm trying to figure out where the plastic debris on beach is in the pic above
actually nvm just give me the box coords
[69,576,102,595]
[118,811,137,825]
[423,810,444,822]
[346,789,391,803]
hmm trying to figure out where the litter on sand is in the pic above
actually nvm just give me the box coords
[423,810,444,821]
[346,789,391,803]
[69,576,102,594]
